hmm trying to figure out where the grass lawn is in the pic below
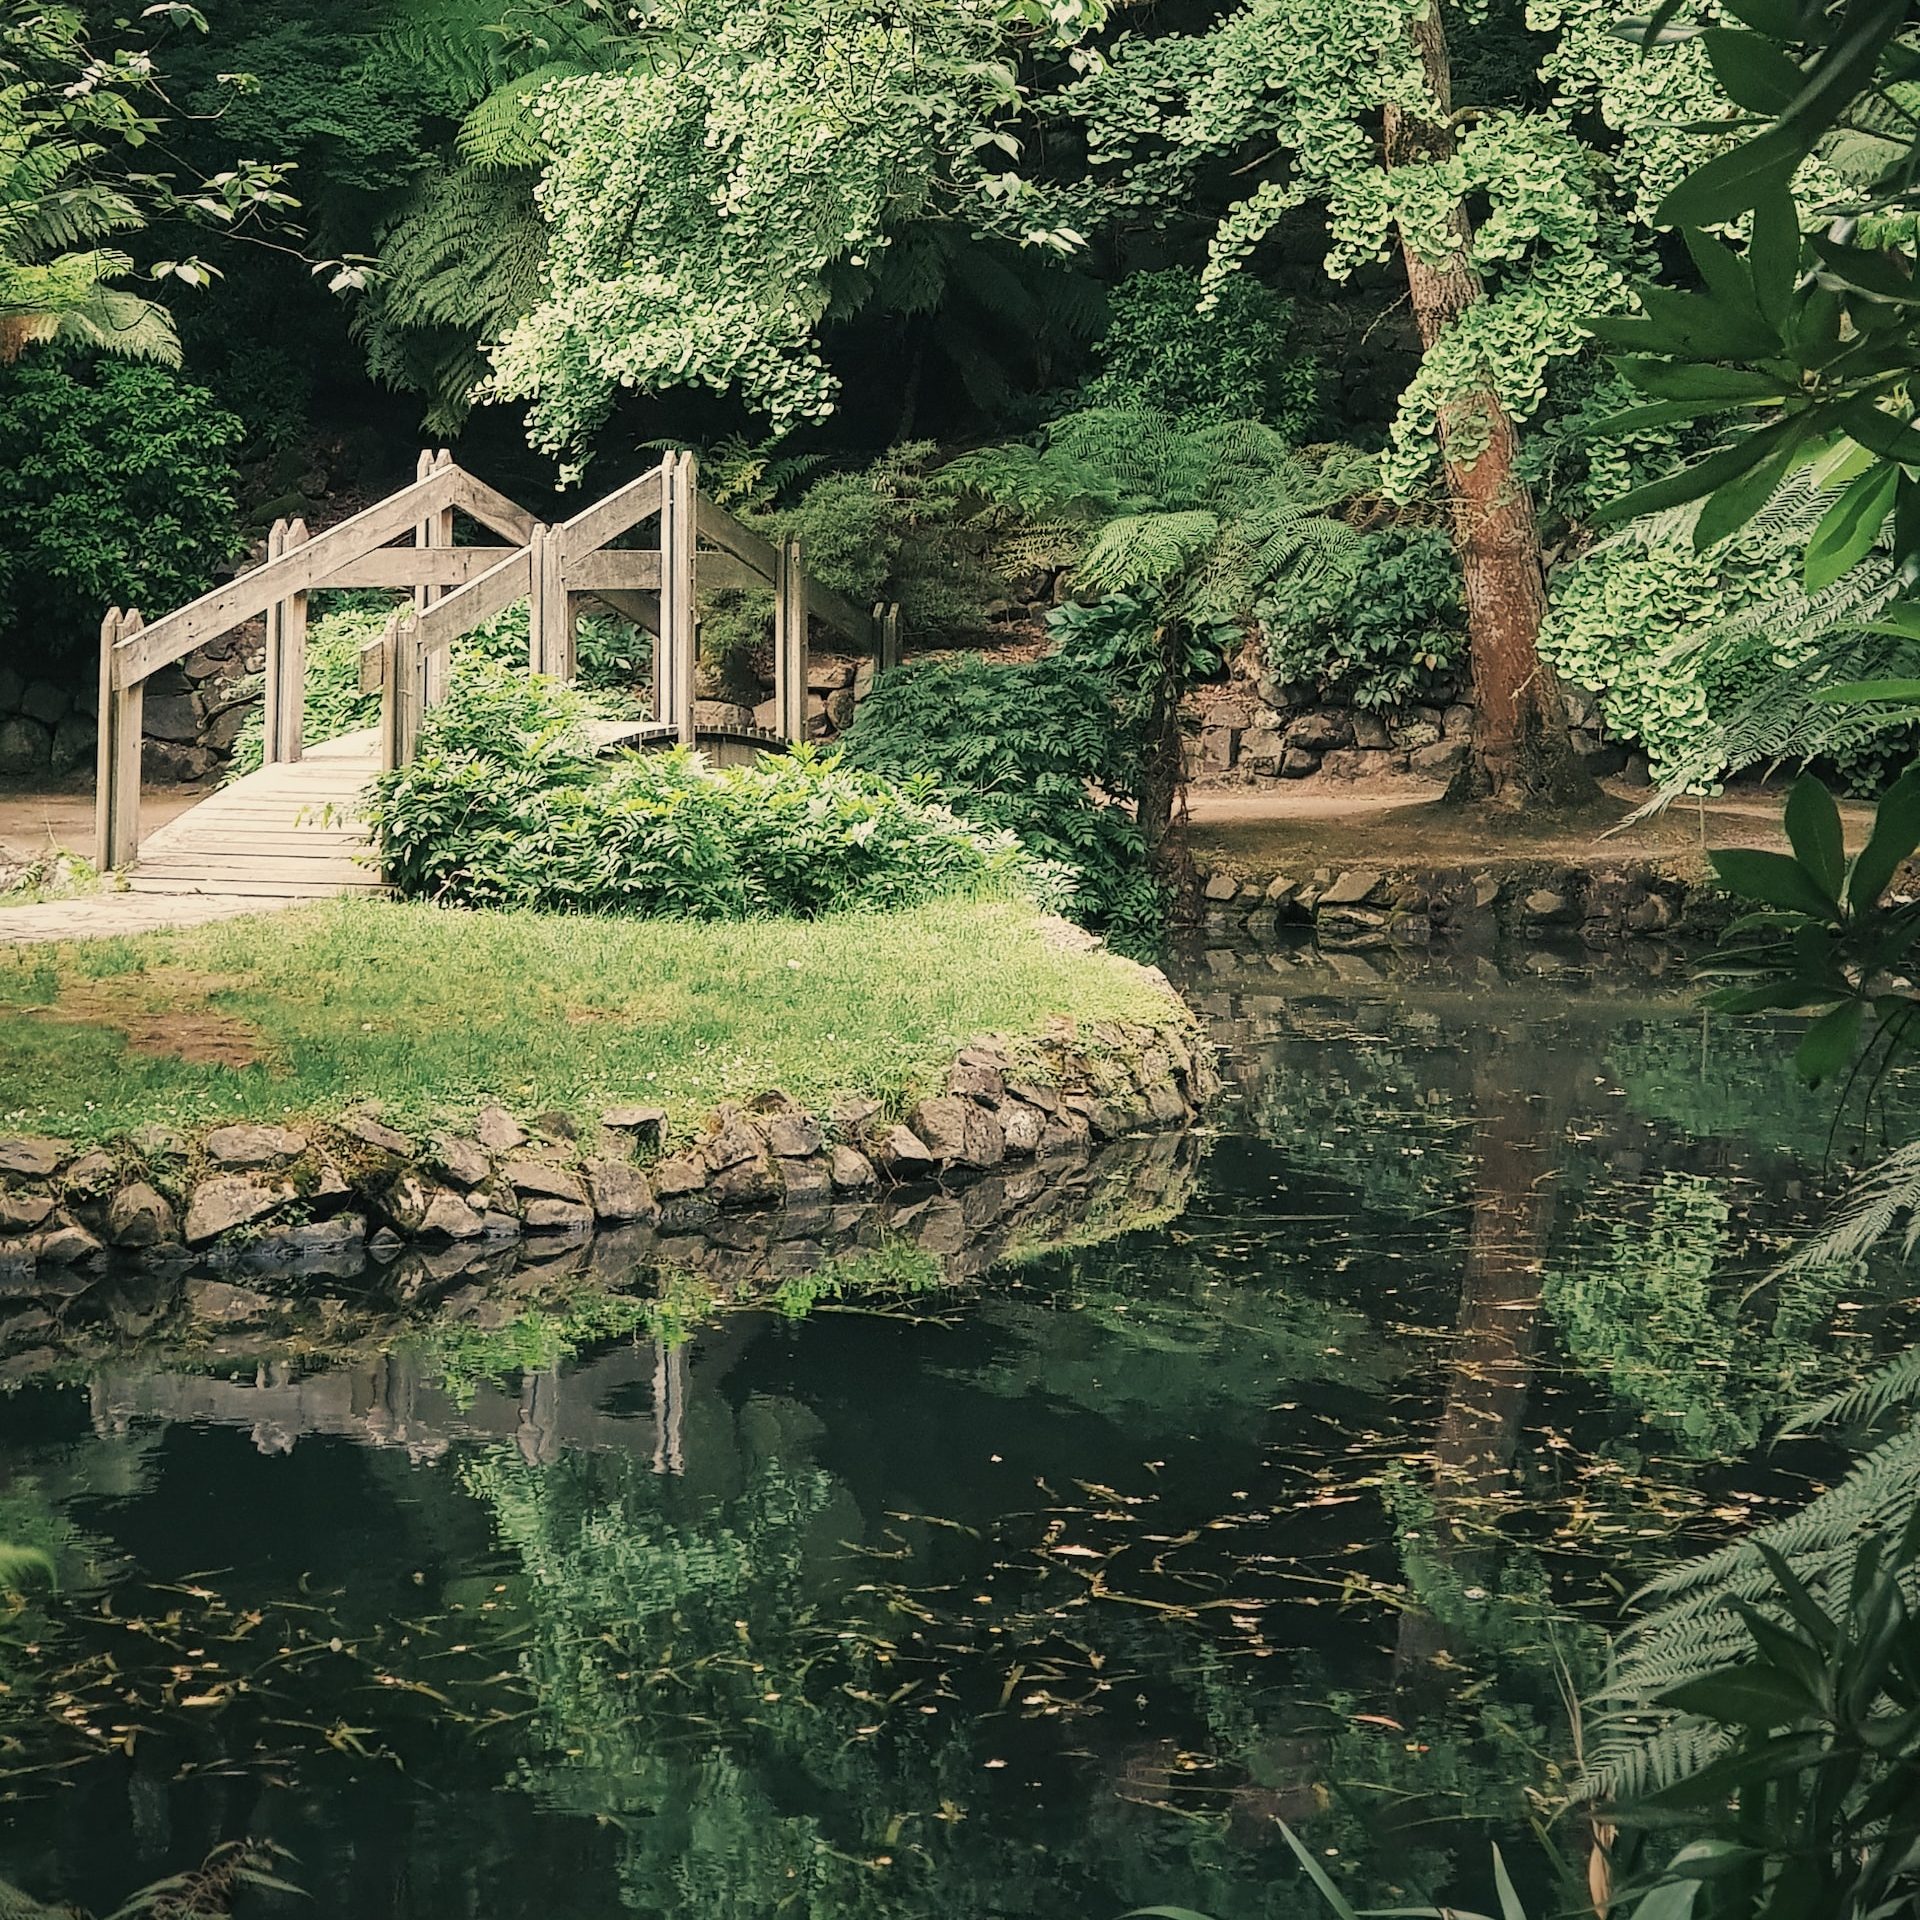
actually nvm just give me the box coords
[0,896,1179,1145]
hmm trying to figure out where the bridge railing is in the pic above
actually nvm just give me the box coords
[97,448,902,867]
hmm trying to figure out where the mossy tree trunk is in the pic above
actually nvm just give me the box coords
[1382,7,1597,810]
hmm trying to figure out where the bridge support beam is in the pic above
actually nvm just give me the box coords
[377,610,425,774]
[96,609,145,872]
[774,537,809,746]
[416,450,456,706]
[263,518,311,765]
[659,450,698,746]
[528,525,574,681]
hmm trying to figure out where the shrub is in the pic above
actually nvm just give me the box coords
[367,664,1048,918]
[784,446,998,631]
[1258,526,1466,712]
[1079,268,1322,437]
[1537,485,1920,791]
[701,443,1003,687]
[228,600,652,776]
[0,360,244,667]
[841,647,1165,939]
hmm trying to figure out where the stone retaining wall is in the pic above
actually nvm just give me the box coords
[0,630,261,787]
[1185,641,1633,791]
[0,1013,1215,1280]
[1193,857,1732,949]
[3,1128,1201,1387]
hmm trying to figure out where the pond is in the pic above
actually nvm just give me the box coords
[2,937,1915,1919]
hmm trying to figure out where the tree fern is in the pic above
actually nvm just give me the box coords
[455,63,594,169]
[0,75,177,364]
[943,407,1369,624]
[358,163,549,429]
[352,1,632,423]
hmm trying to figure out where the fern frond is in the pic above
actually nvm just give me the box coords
[1772,1140,1920,1283]
[1074,510,1219,595]
[1582,1421,1920,1798]
[456,60,596,169]
[1785,1341,1920,1436]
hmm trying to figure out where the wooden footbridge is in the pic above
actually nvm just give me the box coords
[93,449,900,901]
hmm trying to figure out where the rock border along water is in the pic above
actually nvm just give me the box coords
[0,1012,1216,1281]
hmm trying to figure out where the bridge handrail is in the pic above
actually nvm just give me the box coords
[97,446,908,872]
[559,459,667,568]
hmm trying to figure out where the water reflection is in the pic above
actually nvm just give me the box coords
[1,939,1915,1917]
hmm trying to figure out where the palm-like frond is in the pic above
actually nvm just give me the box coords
[358,162,547,426]
[456,60,600,169]
[947,405,1374,626]
[1604,472,1914,812]
[0,82,176,365]
[1786,1340,1920,1435]
[1583,1417,1920,1800]
[1772,1141,1920,1282]
[1074,510,1220,595]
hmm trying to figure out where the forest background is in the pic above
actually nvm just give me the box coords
[4,0,1911,879]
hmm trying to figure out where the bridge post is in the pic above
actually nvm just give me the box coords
[774,537,809,745]
[417,450,457,705]
[378,609,424,773]
[263,518,311,764]
[880,602,902,672]
[661,451,698,745]
[528,525,573,680]
[95,609,145,872]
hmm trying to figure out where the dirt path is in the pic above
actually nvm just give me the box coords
[1184,776,1837,877]
[0,786,200,863]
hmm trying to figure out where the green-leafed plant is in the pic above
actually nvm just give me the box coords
[841,645,1162,938]
[353,2,633,431]
[947,409,1367,850]
[780,442,994,639]
[1699,765,1920,1086]
[367,663,1054,918]
[1540,468,1920,790]
[228,599,651,777]
[1269,1504,1920,1918]
[1261,526,1466,713]
[698,443,1002,691]
[481,0,1105,463]
[0,359,242,662]
[0,3,180,366]
[1078,267,1321,435]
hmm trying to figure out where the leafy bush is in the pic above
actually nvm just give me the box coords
[0,360,244,666]
[1080,268,1322,437]
[367,664,1047,918]
[1260,526,1467,711]
[228,599,652,776]
[841,647,1165,938]
[777,442,996,637]
[698,442,1001,689]
[1538,479,1914,789]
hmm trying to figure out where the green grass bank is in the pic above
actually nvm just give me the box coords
[0,895,1183,1145]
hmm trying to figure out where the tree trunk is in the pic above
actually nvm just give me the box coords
[1391,1062,1556,1690]
[1136,621,1199,905]
[1382,7,1597,810]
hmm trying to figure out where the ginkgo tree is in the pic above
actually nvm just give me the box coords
[490,0,1749,809]
[483,0,1106,474]
[1042,0,1653,806]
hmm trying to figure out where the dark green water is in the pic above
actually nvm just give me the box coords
[2,938,1915,1918]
